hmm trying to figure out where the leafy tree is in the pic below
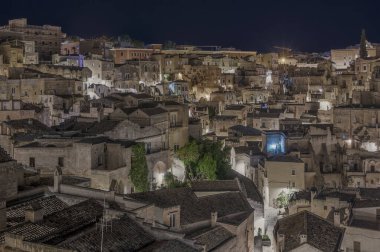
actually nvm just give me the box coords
[275,191,290,208]
[197,153,217,180]
[164,172,187,188]
[177,140,200,167]
[177,139,230,181]
[129,143,149,192]
[359,29,368,59]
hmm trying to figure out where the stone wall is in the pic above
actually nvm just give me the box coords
[2,233,74,252]
[0,161,18,199]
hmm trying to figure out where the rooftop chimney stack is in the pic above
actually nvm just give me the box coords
[25,202,43,223]
[211,211,218,227]
[300,234,307,244]
[334,210,341,227]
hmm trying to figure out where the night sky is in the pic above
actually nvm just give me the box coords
[0,0,379,52]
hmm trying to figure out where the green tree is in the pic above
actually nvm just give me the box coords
[177,139,230,181]
[164,172,186,188]
[177,140,200,167]
[359,29,368,59]
[275,191,290,208]
[129,143,149,192]
[197,154,217,180]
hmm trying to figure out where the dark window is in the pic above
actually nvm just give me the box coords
[169,213,176,227]
[58,157,64,167]
[353,241,360,252]
[376,209,380,219]
[29,157,35,167]
[174,144,179,152]
[98,155,103,166]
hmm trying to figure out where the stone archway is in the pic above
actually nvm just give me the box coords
[153,161,167,188]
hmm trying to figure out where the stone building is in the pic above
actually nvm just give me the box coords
[127,187,255,252]
[0,18,65,61]
[0,40,38,67]
[259,155,308,208]
[274,211,345,252]
[212,115,238,137]
[84,58,114,86]
[13,136,135,193]
[110,48,155,64]
[0,146,18,199]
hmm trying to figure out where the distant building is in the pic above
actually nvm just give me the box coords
[0,18,65,61]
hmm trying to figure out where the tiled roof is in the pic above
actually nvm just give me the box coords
[359,188,380,200]
[127,187,253,226]
[191,180,240,192]
[290,190,311,202]
[198,192,253,218]
[267,155,304,163]
[315,190,355,202]
[77,136,110,144]
[86,120,122,134]
[139,239,200,252]
[128,93,153,99]
[274,211,344,252]
[140,107,168,116]
[127,188,209,225]
[213,115,237,121]
[217,211,252,226]
[225,169,263,203]
[186,226,234,251]
[60,215,155,251]
[234,146,263,155]
[4,119,52,133]
[225,105,246,111]
[6,195,68,228]
[4,199,103,244]
[229,125,262,136]
[353,199,380,209]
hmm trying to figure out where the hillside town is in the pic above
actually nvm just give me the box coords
[0,17,380,252]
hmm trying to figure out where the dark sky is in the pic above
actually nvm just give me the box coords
[0,0,378,52]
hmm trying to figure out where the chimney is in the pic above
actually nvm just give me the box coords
[97,106,104,123]
[53,166,62,193]
[0,199,6,231]
[356,189,361,199]
[278,234,285,251]
[334,210,341,227]
[25,202,43,223]
[300,234,307,244]
[211,212,218,227]
[310,188,317,203]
